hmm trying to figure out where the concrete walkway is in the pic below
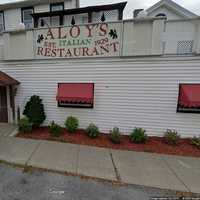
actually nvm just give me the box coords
[0,136,199,194]
[0,123,17,137]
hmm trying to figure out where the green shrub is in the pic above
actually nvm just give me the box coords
[191,136,200,149]
[164,129,180,145]
[18,117,32,133]
[130,127,147,144]
[86,123,100,138]
[65,116,79,133]
[110,127,121,144]
[48,121,62,137]
[23,95,46,128]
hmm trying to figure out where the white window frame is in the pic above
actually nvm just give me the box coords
[0,12,5,33]
[21,7,34,29]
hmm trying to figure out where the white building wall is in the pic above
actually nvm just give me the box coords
[64,0,77,9]
[34,4,50,13]
[1,56,200,137]
[4,8,21,31]
[123,20,153,56]
[163,20,196,54]
[3,20,164,60]
[3,0,78,31]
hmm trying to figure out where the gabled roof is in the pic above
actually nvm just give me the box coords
[146,0,198,19]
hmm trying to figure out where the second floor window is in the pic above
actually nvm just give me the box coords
[22,7,34,29]
[50,3,64,27]
[50,3,64,12]
[0,12,4,33]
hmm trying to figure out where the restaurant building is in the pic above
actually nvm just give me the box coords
[0,0,200,137]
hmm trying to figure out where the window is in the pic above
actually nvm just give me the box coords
[156,13,167,18]
[0,12,4,33]
[177,84,200,113]
[21,7,34,29]
[50,3,64,12]
[56,83,94,108]
[177,40,193,55]
[50,3,64,27]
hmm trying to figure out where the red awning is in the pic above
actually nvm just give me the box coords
[179,84,200,108]
[56,83,94,104]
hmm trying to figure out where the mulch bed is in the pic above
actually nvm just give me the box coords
[16,127,200,157]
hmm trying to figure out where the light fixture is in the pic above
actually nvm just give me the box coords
[71,16,76,25]
[40,19,50,28]
[101,12,106,22]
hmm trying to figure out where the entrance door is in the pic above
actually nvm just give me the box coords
[0,86,8,122]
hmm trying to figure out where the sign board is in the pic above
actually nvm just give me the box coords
[35,22,122,59]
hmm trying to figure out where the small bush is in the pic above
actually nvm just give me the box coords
[110,127,121,144]
[18,117,32,133]
[164,129,180,145]
[86,123,100,138]
[49,121,62,137]
[65,116,79,133]
[191,136,200,149]
[130,127,147,144]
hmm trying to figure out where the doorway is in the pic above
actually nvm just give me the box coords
[0,86,8,123]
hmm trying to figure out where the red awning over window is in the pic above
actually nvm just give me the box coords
[179,84,200,108]
[56,83,94,104]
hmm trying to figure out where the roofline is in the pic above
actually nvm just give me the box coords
[31,2,127,18]
[0,71,20,86]
[0,0,66,10]
[146,0,198,18]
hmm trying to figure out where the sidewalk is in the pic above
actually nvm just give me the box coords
[0,123,17,137]
[0,136,199,194]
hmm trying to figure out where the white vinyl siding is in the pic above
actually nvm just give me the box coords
[1,56,200,137]
[163,20,196,55]
[4,8,21,31]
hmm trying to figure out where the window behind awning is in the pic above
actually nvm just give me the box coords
[56,83,94,108]
[177,84,200,113]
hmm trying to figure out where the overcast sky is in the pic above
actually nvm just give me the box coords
[0,0,199,18]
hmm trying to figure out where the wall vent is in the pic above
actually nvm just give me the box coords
[177,40,193,55]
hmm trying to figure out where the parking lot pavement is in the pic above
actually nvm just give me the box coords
[0,163,178,200]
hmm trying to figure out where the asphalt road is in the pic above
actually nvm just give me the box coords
[0,163,178,200]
